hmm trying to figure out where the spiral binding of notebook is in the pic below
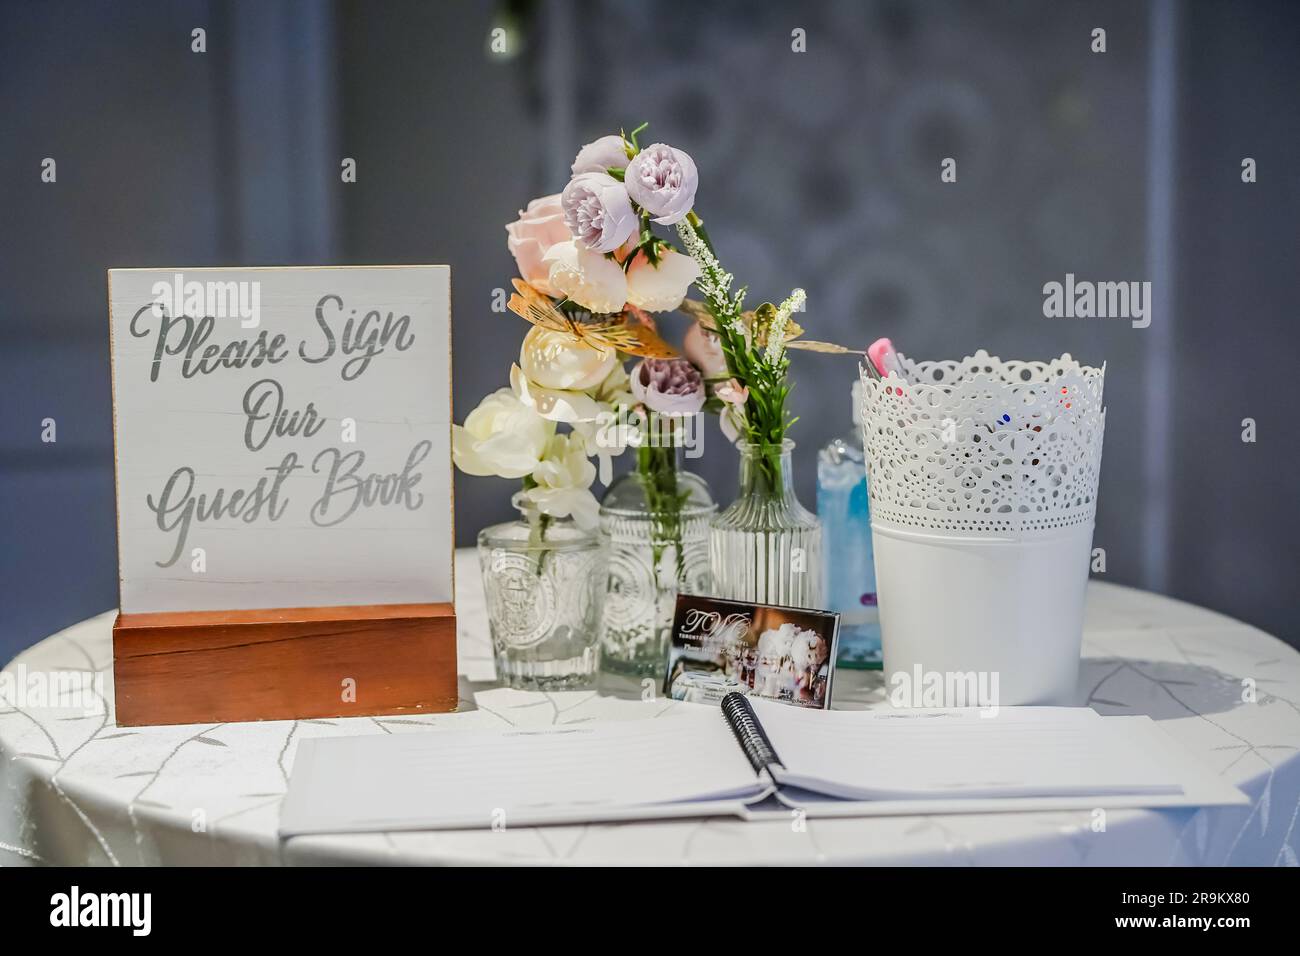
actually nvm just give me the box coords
[720,693,785,777]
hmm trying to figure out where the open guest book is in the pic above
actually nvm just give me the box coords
[280,694,1247,836]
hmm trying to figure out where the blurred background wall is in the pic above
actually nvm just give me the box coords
[1,0,1296,662]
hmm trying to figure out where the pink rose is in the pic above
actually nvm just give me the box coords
[683,320,727,376]
[715,378,749,406]
[630,358,705,416]
[506,195,569,296]
[613,232,639,264]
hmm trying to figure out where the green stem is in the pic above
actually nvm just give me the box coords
[637,439,687,587]
[686,211,716,255]
[681,218,792,452]
[521,477,550,575]
[755,449,782,499]
[529,513,551,576]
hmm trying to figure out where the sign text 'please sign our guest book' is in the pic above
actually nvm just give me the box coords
[107,266,456,726]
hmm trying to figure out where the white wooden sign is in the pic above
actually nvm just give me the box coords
[108,266,452,614]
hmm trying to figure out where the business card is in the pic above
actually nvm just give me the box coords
[664,594,840,710]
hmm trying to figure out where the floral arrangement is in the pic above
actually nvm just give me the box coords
[453,123,851,560]
[677,226,851,495]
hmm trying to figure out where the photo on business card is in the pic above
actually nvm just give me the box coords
[664,595,839,710]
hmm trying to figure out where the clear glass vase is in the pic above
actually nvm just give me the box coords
[477,513,604,690]
[597,447,715,696]
[710,440,823,609]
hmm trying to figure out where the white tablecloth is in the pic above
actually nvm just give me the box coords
[3,550,1299,866]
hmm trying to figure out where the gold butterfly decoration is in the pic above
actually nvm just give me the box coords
[507,279,679,358]
[678,299,859,355]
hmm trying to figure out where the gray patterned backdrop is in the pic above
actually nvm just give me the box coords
[1,0,1296,661]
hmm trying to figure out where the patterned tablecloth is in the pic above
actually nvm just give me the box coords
[3,551,1299,866]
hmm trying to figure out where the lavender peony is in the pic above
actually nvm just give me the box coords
[571,134,630,175]
[624,143,698,225]
[561,172,638,254]
[631,358,705,416]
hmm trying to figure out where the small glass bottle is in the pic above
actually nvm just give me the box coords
[816,380,882,669]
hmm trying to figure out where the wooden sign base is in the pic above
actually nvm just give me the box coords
[112,603,458,727]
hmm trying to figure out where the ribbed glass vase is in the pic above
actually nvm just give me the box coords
[597,446,714,696]
[710,440,822,608]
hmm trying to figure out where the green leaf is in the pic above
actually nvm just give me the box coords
[628,121,649,152]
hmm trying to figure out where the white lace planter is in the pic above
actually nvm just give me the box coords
[859,351,1106,705]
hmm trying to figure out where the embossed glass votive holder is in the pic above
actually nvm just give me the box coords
[477,516,605,690]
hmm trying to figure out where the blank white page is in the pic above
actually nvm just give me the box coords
[281,706,762,834]
[751,701,1185,800]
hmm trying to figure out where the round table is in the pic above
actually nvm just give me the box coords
[3,551,1299,866]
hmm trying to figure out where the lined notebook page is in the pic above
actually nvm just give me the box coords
[282,706,760,834]
[752,701,1185,800]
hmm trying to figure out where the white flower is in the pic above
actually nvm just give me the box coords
[570,362,635,483]
[516,434,600,530]
[545,239,628,313]
[591,359,634,408]
[519,325,616,390]
[512,337,636,429]
[452,388,554,479]
[510,363,603,423]
[764,288,806,366]
[571,416,622,486]
[676,220,734,302]
[625,249,701,312]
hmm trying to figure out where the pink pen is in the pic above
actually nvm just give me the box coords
[867,337,902,378]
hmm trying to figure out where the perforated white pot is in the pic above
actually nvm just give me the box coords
[859,351,1106,707]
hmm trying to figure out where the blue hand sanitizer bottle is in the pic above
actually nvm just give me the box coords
[816,379,882,669]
